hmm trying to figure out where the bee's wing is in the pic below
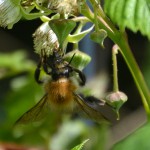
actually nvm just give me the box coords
[74,93,115,123]
[16,94,50,124]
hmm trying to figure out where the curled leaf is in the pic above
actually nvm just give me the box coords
[67,25,94,43]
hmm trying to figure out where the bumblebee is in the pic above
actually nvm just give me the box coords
[16,50,111,124]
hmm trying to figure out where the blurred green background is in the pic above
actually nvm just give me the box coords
[0,19,150,150]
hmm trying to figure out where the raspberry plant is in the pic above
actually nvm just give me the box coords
[1,0,150,149]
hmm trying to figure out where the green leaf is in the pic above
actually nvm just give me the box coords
[104,0,150,39]
[49,19,76,48]
[67,25,94,43]
[71,139,89,150]
[112,123,150,150]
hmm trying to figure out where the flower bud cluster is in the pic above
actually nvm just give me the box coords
[36,0,80,16]
[33,22,59,56]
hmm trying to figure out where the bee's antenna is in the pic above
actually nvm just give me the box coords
[68,53,76,65]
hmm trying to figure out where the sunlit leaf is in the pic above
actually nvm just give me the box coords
[67,25,94,43]
[49,19,76,48]
[71,139,89,150]
[104,0,150,39]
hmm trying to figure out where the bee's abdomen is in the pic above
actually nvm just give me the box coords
[44,78,77,111]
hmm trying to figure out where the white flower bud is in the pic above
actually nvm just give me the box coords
[33,22,59,56]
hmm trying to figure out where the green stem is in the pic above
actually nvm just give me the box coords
[103,18,150,118]
[118,37,150,116]
[92,1,99,31]
[81,2,150,118]
[112,45,119,92]
[73,43,79,50]
[102,21,150,118]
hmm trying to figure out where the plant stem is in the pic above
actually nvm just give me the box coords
[112,45,119,92]
[118,37,150,117]
[100,18,150,118]
[102,15,150,119]
[81,2,150,118]
[73,43,79,50]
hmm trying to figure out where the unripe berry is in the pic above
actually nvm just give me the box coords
[105,91,128,120]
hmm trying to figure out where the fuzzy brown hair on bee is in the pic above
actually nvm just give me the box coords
[44,77,77,111]
[37,50,85,111]
[16,50,113,124]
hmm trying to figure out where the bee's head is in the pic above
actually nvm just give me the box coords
[52,50,64,64]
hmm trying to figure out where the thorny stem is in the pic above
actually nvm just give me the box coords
[82,1,150,119]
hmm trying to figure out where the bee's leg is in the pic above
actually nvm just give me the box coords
[43,63,51,75]
[42,51,51,75]
[34,60,43,84]
[72,68,86,86]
